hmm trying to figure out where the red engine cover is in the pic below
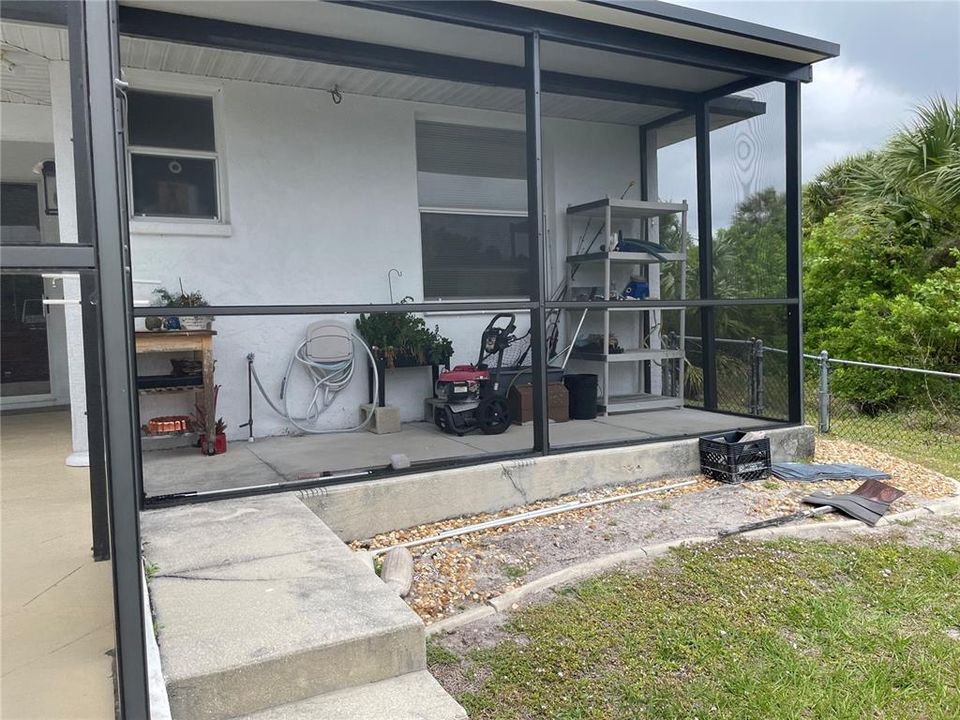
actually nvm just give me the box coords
[437,364,490,383]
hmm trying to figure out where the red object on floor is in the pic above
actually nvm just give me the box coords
[199,432,227,455]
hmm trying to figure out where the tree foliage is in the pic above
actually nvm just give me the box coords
[803,97,960,408]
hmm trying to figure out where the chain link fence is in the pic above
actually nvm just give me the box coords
[804,352,960,477]
[676,338,959,477]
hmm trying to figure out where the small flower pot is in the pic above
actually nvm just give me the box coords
[199,432,227,455]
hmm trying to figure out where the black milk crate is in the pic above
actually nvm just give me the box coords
[699,431,771,484]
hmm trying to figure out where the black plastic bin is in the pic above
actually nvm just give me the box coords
[563,374,598,420]
[699,431,771,484]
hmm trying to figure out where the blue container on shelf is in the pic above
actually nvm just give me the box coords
[624,279,649,299]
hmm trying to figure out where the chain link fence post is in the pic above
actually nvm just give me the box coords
[818,349,830,433]
[753,338,764,417]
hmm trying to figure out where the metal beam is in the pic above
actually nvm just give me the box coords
[0,244,96,270]
[345,1,818,81]
[117,6,524,90]
[785,81,803,424]
[525,32,549,455]
[133,300,538,317]
[69,1,150,717]
[695,103,717,411]
[0,0,67,25]
[116,7,711,111]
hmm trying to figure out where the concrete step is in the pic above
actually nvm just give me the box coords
[141,494,426,720]
[237,671,468,720]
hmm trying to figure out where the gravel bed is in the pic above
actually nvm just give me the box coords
[351,436,959,623]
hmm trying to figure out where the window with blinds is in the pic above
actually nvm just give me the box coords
[416,121,529,300]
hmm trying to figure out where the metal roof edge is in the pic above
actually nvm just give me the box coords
[587,0,839,59]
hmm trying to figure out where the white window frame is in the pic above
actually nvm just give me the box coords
[123,72,230,237]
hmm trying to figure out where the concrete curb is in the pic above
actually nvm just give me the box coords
[426,606,497,637]
[424,497,960,634]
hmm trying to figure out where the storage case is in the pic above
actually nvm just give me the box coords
[699,431,771,484]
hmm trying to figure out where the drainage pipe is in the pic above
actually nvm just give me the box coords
[369,478,697,556]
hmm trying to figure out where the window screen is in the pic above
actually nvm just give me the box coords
[416,122,529,298]
[421,213,529,299]
[126,90,220,220]
[131,155,218,219]
[127,91,215,151]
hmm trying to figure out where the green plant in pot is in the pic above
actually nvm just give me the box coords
[356,312,453,369]
[153,278,211,331]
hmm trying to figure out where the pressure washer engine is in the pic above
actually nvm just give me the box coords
[433,313,517,436]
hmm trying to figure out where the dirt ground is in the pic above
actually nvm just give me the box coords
[351,436,959,624]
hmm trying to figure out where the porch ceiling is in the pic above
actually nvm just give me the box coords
[1,15,761,143]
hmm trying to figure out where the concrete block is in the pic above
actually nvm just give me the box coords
[237,671,467,720]
[360,404,402,434]
[301,426,815,542]
[141,494,425,720]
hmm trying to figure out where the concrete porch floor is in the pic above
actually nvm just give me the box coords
[0,410,115,719]
[143,407,778,498]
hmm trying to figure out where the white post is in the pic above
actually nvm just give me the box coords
[49,61,89,467]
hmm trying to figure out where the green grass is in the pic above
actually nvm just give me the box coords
[445,540,960,720]
[502,564,528,581]
[827,412,960,479]
[426,639,461,667]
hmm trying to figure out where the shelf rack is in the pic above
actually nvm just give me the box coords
[565,197,688,415]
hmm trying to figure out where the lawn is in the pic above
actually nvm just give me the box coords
[433,538,960,720]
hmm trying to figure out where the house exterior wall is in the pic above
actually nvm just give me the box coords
[39,64,650,442]
[121,69,648,440]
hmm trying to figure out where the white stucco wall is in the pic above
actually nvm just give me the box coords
[45,64,653,441]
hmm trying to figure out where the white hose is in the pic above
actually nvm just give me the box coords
[369,478,696,556]
[250,329,380,434]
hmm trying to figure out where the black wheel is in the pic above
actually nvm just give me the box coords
[477,397,511,435]
[434,407,450,433]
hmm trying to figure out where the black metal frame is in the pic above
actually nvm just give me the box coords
[0,2,816,715]
[69,1,150,717]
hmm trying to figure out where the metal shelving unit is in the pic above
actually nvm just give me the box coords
[565,197,688,415]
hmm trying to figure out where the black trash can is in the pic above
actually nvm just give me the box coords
[563,374,598,420]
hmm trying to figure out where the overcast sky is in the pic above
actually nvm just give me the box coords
[658,0,959,229]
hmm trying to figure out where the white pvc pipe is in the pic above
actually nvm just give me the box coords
[370,478,697,556]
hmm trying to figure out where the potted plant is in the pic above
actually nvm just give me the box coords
[154,279,211,331]
[192,385,227,455]
[356,312,453,368]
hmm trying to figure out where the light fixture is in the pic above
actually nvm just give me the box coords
[33,159,57,215]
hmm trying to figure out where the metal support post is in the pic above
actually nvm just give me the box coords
[695,103,717,410]
[785,81,804,423]
[525,31,549,454]
[752,338,765,416]
[69,1,151,716]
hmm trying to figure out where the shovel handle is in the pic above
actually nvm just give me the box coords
[719,506,835,538]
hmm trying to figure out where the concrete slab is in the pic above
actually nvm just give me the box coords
[247,423,479,479]
[141,408,790,500]
[0,411,115,720]
[143,442,283,495]
[302,425,816,541]
[597,407,770,436]
[142,494,426,719]
[238,671,468,720]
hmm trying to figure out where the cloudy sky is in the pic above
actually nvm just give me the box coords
[658,0,959,228]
